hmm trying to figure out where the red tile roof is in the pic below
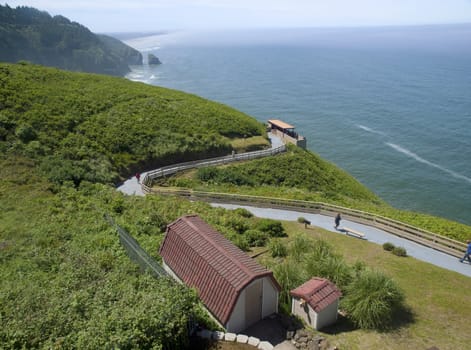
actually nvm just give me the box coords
[290,277,341,313]
[159,215,281,325]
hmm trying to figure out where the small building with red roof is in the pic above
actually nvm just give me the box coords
[290,277,342,330]
[159,215,281,333]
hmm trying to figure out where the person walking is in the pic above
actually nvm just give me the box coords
[334,213,341,230]
[459,240,471,263]
[135,172,141,184]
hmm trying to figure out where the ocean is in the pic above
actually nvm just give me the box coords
[123,26,471,225]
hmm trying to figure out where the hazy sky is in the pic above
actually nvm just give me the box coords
[5,0,471,32]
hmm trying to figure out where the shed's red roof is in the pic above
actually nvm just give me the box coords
[159,215,281,325]
[290,277,341,313]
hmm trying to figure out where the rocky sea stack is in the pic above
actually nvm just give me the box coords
[148,53,162,65]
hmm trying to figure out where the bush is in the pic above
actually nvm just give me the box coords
[245,229,269,247]
[268,239,287,258]
[233,207,254,218]
[226,217,249,234]
[383,242,395,251]
[233,235,249,251]
[256,218,286,237]
[392,246,407,257]
[342,269,405,329]
[290,233,313,261]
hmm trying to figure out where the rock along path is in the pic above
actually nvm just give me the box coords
[117,133,470,278]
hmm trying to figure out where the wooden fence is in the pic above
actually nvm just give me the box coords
[142,144,286,187]
[139,144,466,258]
[144,188,466,258]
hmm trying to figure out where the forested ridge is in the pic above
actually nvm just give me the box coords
[0,5,142,76]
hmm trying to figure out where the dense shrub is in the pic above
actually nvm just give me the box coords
[245,229,269,247]
[383,242,395,251]
[342,269,405,329]
[392,246,407,257]
[226,217,249,234]
[232,235,250,251]
[256,218,286,237]
[233,207,254,218]
[268,239,288,258]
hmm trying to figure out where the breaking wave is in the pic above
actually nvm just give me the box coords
[386,142,471,185]
[356,124,387,136]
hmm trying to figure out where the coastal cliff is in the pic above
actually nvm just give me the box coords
[0,5,143,76]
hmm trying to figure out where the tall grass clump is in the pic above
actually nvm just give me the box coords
[342,269,404,329]
[289,233,313,261]
[268,239,288,258]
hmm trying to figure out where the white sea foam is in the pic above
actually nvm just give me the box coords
[386,142,471,185]
[356,124,387,136]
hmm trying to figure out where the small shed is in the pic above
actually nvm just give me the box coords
[290,277,342,330]
[159,215,281,333]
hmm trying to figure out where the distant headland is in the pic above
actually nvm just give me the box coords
[0,4,143,76]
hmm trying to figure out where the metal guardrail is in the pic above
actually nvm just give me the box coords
[142,144,286,187]
[104,214,167,278]
[144,189,467,258]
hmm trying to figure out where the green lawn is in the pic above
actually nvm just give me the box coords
[260,221,471,350]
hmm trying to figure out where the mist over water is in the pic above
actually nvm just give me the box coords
[125,25,471,225]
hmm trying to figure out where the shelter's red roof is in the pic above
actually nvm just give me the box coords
[290,277,341,313]
[159,215,281,325]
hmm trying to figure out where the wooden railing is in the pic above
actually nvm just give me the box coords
[142,144,286,187]
[144,188,466,258]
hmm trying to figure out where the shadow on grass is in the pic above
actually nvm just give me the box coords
[322,304,416,335]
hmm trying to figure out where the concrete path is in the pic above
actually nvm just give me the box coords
[117,174,145,196]
[211,203,471,278]
[117,133,282,196]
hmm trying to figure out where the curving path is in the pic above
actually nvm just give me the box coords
[117,134,470,278]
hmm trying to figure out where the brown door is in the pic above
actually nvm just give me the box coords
[245,279,262,327]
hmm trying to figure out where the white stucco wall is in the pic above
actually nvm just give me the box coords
[315,300,339,330]
[291,297,339,330]
[226,288,246,333]
[261,277,279,318]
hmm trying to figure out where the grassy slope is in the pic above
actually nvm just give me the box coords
[161,146,471,241]
[269,222,471,350]
[0,63,269,348]
[1,63,470,348]
[0,62,267,184]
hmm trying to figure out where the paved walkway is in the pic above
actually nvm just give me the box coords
[117,133,282,196]
[117,133,470,278]
[211,203,471,278]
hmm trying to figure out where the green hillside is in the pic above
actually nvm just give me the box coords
[0,62,266,185]
[159,146,471,241]
[1,63,470,348]
[0,5,142,76]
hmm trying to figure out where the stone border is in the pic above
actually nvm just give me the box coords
[196,329,273,350]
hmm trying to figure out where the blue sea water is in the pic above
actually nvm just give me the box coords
[124,26,471,225]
